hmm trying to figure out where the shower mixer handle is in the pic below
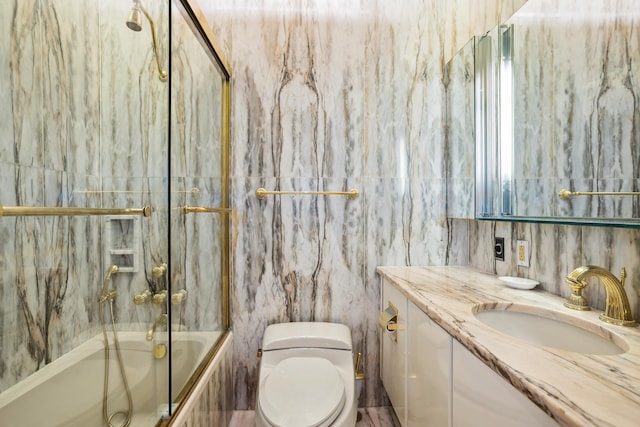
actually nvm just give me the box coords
[171,289,188,305]
[99,289,118,304]
[133,289,152,305]
[152,263,167,279]
[152,290,167,305]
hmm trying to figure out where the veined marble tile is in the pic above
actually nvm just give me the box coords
[98,0,169,179]
[171,2,223,179]
[4,0,44,169]
[0,2,15,164]
[229,0,367,182]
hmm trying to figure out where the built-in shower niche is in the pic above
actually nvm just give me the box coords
[104,215,141,273]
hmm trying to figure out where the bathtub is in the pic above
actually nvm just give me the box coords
[0,330,220,427]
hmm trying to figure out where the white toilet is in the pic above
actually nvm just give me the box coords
[255,322,358,427]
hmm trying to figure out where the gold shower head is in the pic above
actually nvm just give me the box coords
[126,1,143,32]
[125,0,168,82]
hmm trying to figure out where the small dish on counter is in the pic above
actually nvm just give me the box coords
[498,276,539,290]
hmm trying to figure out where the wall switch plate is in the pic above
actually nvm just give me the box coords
[495,237,505,261]
[517,240,529,267]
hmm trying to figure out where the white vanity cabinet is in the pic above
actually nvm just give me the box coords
[381,279,451,427]
[380,278,558,427]
[380,279,407,425]
[407,302,451,426]
[452,340,557,427]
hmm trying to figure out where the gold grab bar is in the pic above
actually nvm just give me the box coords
[256,188,359,200]
[559,189,640,200]
[0,205,152,218]
[183,206,232,214]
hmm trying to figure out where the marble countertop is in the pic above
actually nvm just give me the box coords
[376,265,640,427]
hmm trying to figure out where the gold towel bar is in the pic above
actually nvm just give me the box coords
[74,187,200,196]
[559,189,640,200]
[0,205,152,218]
[183,206,232,214]
[256,188,359,200]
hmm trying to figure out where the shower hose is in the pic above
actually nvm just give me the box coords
[100,295,134,427]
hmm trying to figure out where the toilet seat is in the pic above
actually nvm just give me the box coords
[259,357,346,427]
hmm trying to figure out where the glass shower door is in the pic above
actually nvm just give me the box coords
[166,0,231,418]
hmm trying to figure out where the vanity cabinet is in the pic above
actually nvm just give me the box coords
[407,302,451,426]
[380,278,558,427]
[381,279,451,426]
[452,340,557,427]
[380,280,407,425]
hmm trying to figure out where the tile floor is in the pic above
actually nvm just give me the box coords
[228,406,400,427]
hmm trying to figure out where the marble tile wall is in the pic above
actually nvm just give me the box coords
[200,0,524,410]
[0,0,227,406]
[1,0,107,391]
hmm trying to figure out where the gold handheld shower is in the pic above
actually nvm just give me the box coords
[126,0,168,82]
[99,264,119,303]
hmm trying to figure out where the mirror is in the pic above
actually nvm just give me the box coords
[445,37,476,219]
[475,0,640,227]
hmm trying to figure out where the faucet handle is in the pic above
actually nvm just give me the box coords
[171,289,188,305]
[152,263,168,279]
[133,289,152,305]
[152,290,168,305]
[564,277,590,311]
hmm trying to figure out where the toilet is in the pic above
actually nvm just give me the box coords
[255,322,358,427]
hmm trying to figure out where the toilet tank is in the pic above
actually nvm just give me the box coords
[262,322,352,351]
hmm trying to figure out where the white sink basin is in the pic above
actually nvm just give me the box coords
[473,303,628,355]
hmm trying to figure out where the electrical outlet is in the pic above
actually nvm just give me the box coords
[495,237,505,261]
[517,240,529,267]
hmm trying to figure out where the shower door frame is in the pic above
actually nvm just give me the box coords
[164,0,231,423]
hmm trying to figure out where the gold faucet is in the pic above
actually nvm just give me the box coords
[564,265,637,327]
[146,313,168,341]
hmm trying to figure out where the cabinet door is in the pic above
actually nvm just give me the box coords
[408,303,451,427]
[380,279,407,426]
[452,340,558,427]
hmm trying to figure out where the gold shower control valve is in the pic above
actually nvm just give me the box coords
[152,263,168,279]
[133,289,152,305]
[152,290,167,305]
[171,289,188,305]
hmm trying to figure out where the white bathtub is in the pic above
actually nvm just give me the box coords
[0,330,220,427]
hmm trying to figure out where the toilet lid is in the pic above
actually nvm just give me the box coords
[259,357,346,427]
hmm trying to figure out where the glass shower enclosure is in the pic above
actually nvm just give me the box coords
[0,0,230,425]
